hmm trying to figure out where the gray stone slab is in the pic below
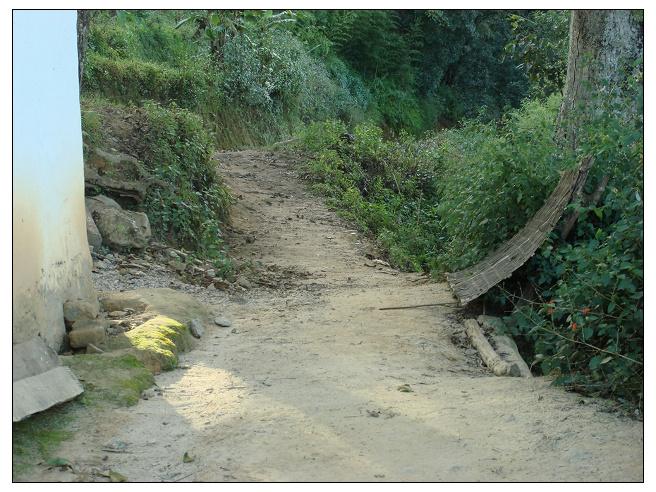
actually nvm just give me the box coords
[13,366,83,422]
[12,338,59,382]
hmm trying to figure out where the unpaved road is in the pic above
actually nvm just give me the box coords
[38,151,642,482]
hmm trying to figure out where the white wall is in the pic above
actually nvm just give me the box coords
[13,10,95,350]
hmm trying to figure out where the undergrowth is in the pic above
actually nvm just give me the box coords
[81,96,232,265]
[296,86,643,407]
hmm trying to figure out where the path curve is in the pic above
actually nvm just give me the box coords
[42,150,643,482]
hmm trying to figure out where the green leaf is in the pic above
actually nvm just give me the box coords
[582,326,593,339]
[589,355,602,370]
[209,13,221,27]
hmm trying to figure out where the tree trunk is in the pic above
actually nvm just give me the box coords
[556,10,643,150]
[76,10,92,87]
[556,10,642,238]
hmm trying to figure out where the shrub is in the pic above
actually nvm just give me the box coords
[137,101,232,258]
[434,95,564,270]
[81,97,232,261]
[497,80,643,407]
[84,53,213,110]
[221,29,368,127]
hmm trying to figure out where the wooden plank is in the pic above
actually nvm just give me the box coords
[447,157,593,305]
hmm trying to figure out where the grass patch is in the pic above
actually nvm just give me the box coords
[62,353,155,407]
[13,406,75,480]
[13,353,154,480]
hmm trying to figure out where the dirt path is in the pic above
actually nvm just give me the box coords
[42,150,642,482]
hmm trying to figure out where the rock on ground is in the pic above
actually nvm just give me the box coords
[63,299,99,328]
[189,319,204,339]
[68,320,108,349]
[12,338,83,422]
[86,208,103,250]
[93,207,151,250]
[214,316,232,327]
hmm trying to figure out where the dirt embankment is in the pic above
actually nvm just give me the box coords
[29,150,643,482]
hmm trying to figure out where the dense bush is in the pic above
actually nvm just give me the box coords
[220,29,367,126]
[81,97,232,263]
[136,101,232,259]
[83,10,371,148]
[433,95,564,270]
[84,53,213,109]
[497,80,644,407]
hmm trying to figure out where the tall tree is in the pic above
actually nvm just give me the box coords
[556,10,643,150]
[557,10,642,239]
[76,10,92,86]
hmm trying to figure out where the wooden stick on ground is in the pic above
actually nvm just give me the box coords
[379,302,460,311]
[464,319,521,377]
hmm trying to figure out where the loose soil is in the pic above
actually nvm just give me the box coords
[30,151,643,482]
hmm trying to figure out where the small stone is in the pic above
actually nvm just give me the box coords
[237,277,252,289]
[108,310,127,318]
[189,319,204,338]
[214,317,232,327]
[169,260,186,273]
[214,280,230,291]
[86,343,104,354]
[206,283,217,291]
[168,250,179,259]
[206,269,216,278]
[63,299,99,327]
[141,389,156,400]
[69,320,108,348]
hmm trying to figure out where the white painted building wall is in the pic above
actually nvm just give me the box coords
[13,10,95,350]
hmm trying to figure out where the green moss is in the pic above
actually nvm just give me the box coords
[13,354,155,480]
[125,316,192,371]
[13,406,75,480]
[13,312,196,479]
[62,353,155,407]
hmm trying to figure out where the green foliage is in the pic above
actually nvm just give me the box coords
[435,95,564,270]
[84,53,213,110]
[137,101,232,259]
[497,77,643,406]
[416,10,530,125]
[298,96,562,273]
[298,119,443,271]
[83,10,370,148]
[80,97,232,261]
[505,10,570,97]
